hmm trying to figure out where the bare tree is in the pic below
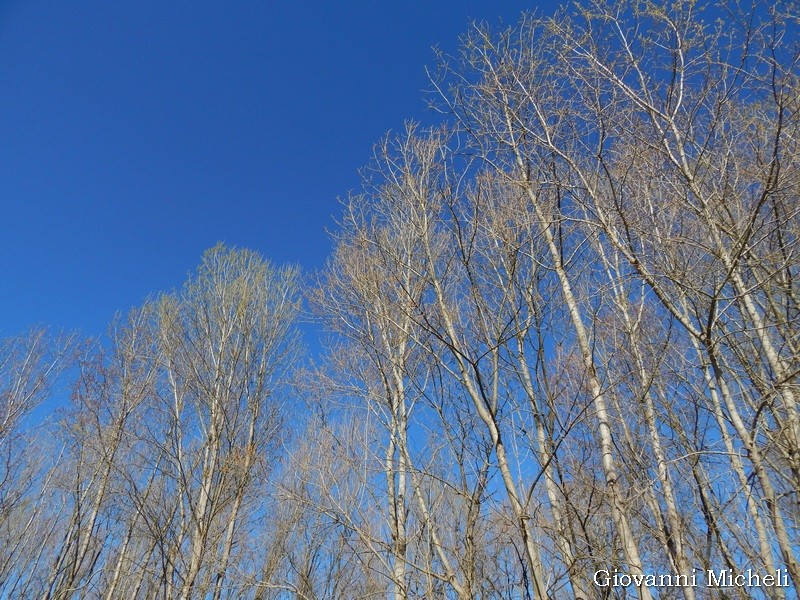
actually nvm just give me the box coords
[152,244,301,600]
[0,328,74,598]
[17,245,301,600]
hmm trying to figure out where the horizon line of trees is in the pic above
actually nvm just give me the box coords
[1,0,798,598]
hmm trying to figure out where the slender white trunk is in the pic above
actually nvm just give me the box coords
[426,275,548,598]
[600,252,696,600]
[515,178,652,600]
[516,334,590,600]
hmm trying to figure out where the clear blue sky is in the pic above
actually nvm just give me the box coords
[1,1,548,338]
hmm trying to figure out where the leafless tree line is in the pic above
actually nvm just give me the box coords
[1,0,798,598]
[0,246,302,598]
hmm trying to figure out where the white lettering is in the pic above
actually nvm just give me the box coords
[707,569,726,587]
[594,570,611,587]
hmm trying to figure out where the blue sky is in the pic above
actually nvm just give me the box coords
[0,1,546,338]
